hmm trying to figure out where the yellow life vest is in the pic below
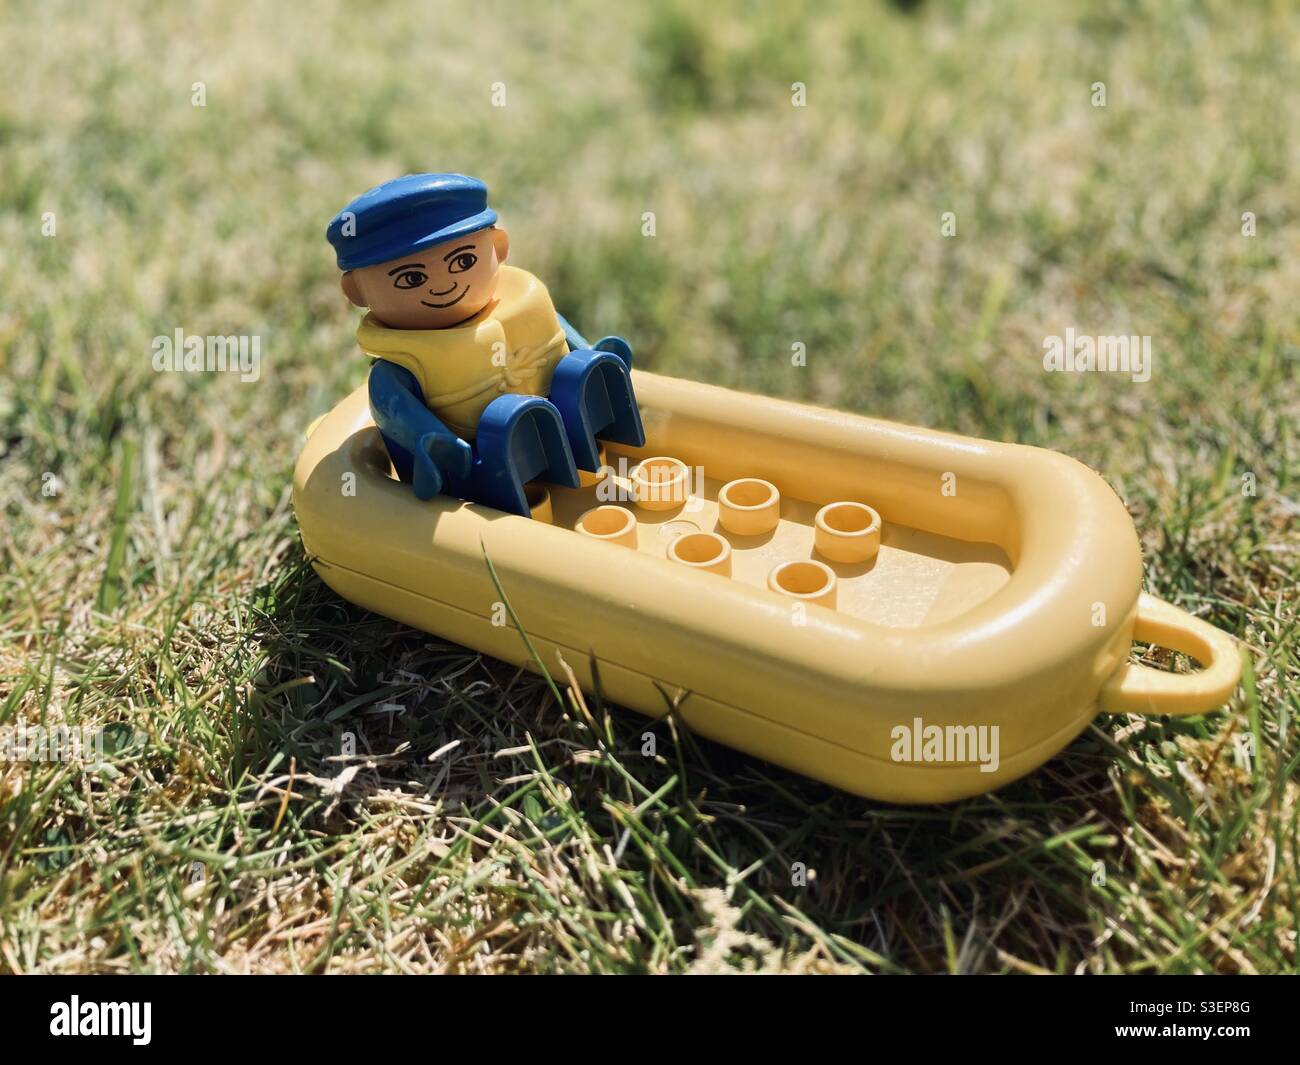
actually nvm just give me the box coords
[356,265,567,439]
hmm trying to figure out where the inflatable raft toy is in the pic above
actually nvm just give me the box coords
[297,173,1242,804]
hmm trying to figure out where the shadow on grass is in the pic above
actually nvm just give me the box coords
[231,541,1161,973]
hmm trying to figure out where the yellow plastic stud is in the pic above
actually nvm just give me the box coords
[526,484,553,524]
[632,456,689,511]
[768,559,837,608]
[575,505,638,548]
[667,531,732,576]
[718,478,781,536]
[814,501,881,563]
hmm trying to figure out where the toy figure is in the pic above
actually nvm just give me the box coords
[326,173,645,515]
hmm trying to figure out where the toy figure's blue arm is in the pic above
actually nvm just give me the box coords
[368,359,472,500]
[556,312,591,354]
[556,312,634,371]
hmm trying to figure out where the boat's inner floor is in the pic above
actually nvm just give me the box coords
[544,464,1013,630]
[354,424,1013,630]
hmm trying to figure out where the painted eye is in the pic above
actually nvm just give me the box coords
[448,252,477,274]
[393,270,427,289]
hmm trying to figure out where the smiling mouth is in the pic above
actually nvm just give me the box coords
[421,286,468,309]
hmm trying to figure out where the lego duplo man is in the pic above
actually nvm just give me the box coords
[327,173,644,515]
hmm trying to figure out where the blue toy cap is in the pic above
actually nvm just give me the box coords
[326,173,498,272]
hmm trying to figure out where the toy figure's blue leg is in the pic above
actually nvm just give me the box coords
[368,360,472,500]
[448,395,580,516]
[549,348,647,471]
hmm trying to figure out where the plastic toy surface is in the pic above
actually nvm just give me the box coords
[301,175,1243,804]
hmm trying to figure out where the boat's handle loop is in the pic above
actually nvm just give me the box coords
[1100,593,1242,716]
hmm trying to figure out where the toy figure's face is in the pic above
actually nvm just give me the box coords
[341,227,510,329]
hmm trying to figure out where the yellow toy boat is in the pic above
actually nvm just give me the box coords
[293,371,1242,804]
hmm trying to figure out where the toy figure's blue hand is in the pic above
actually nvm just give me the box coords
[410,437,443,500]
[425,431,472,479]
[410,431,471,499]
[369,358,474,501]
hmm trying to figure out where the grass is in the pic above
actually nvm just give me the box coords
[1,0,1297,973]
